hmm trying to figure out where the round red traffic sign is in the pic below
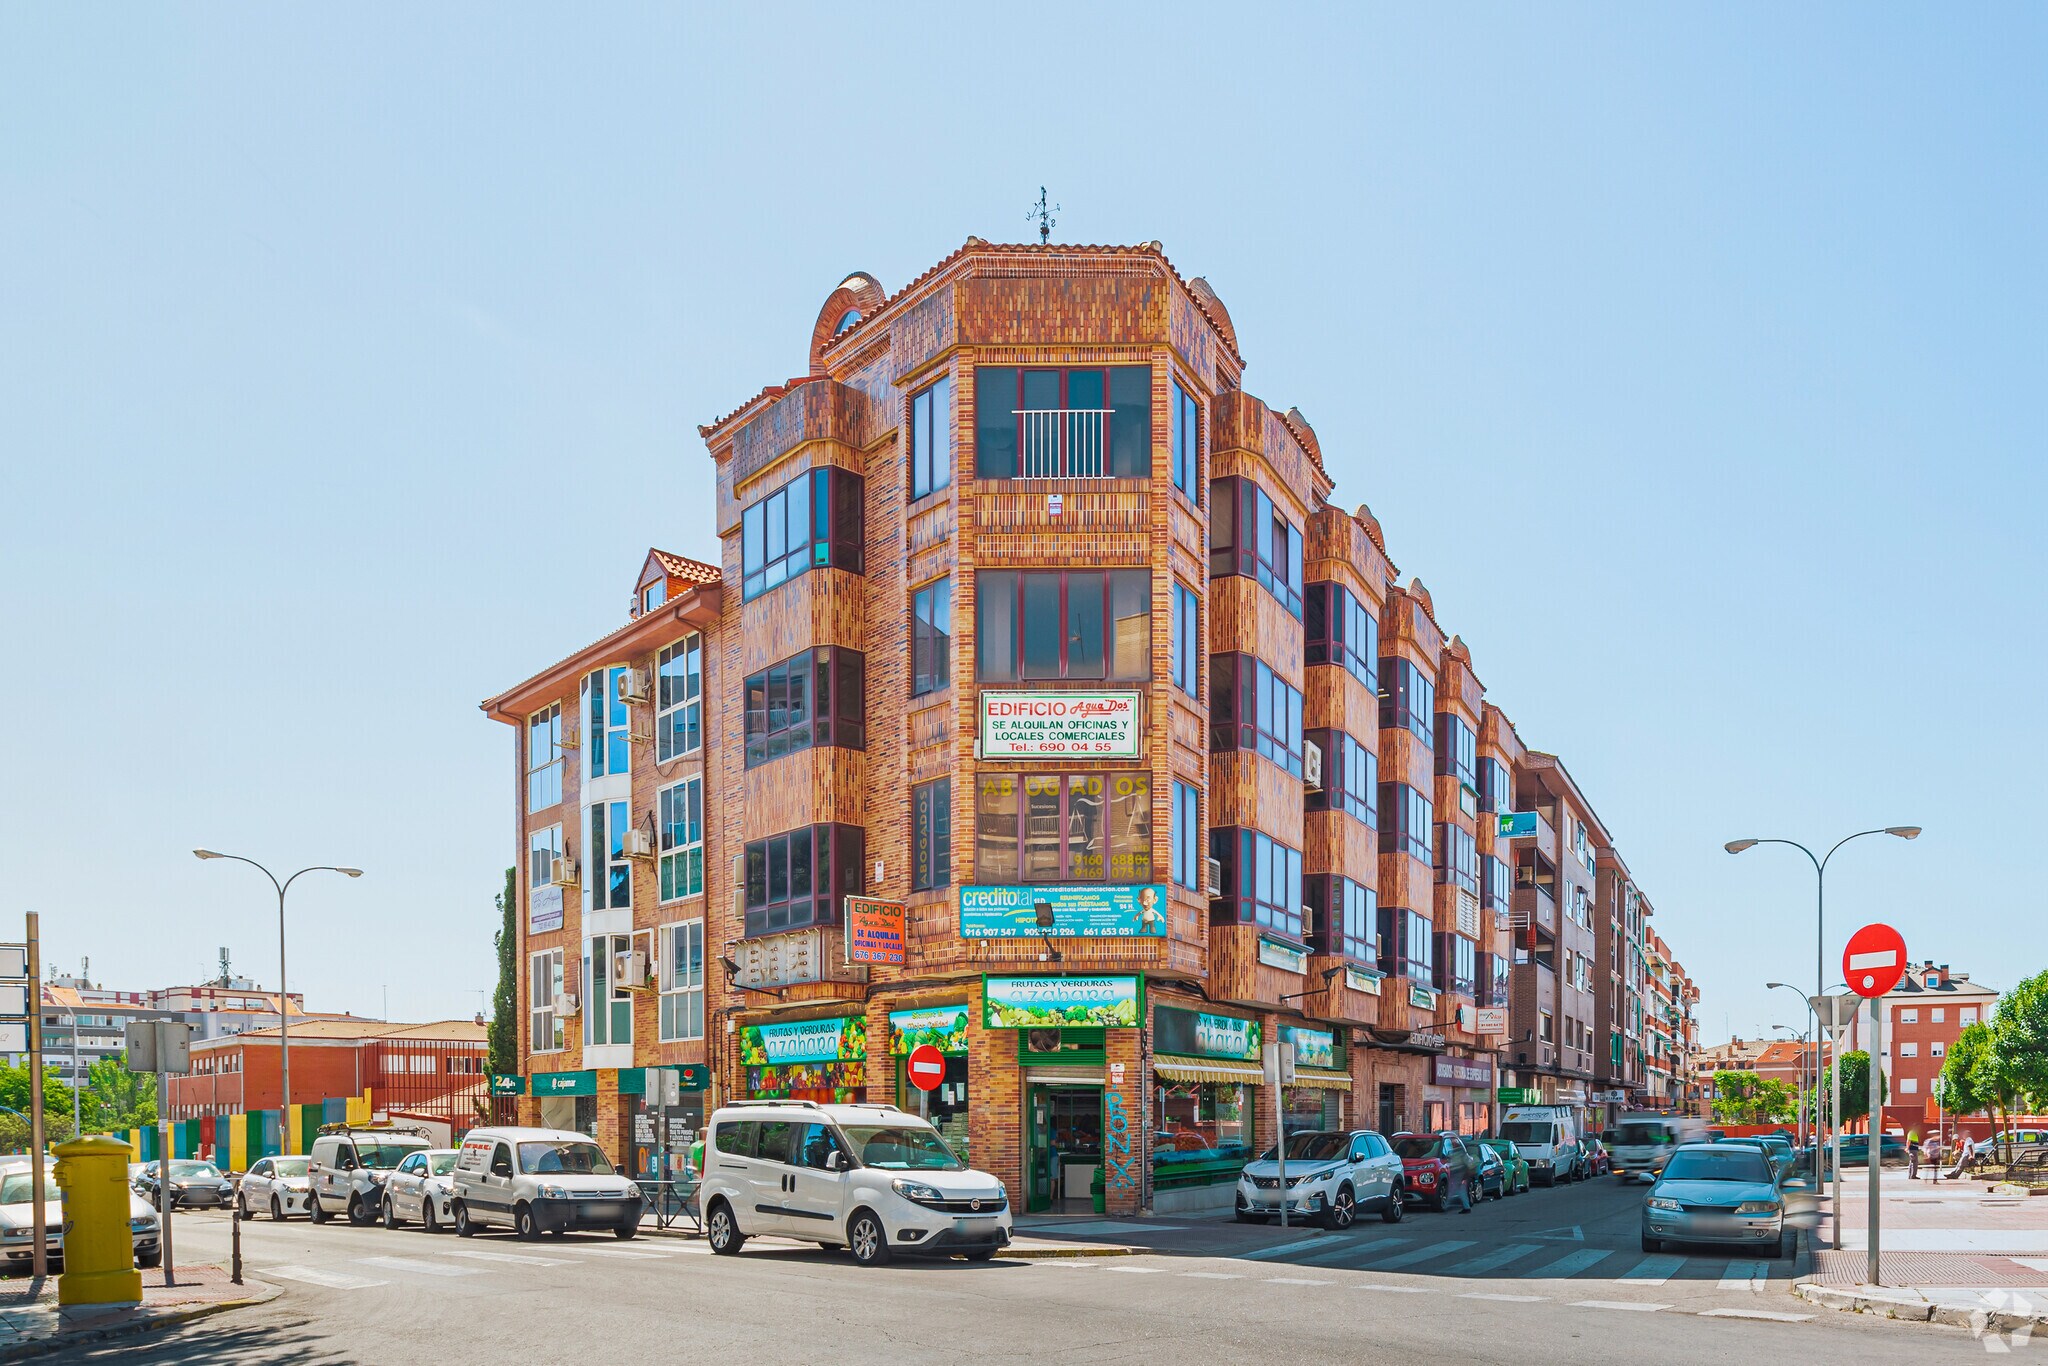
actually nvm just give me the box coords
[907,1044,947,1093]
[1843,922,1908,998]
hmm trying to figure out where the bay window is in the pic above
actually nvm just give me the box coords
[1209,653,1304,778]
[1435,822,1478,891]
[1208,476,1303,618]
[1170,377,1201,497]
[740,466,864,601]
[585,800,631,912]
[743,824,863,937]
[1305,729,1375,824]
[975,568,1151,681]
[1209,827,1303,940]
[1436,712,1476,786]
[657,777,704,902]
[582,668,631,779]
[583,933,632,1047]
[1476,757,1514,814]
[1377,907,1435,984]
[526,704,563,811]
[1435,932,1478,996]
[1378,657,1434,743]
[1171,579,1200,697]
[1304,875,1377,962]
[743,648,865,766]
[1305,582,1377,689]
[1378,782,1433,862]
[656,634,703,760]
[974,772,1151,883]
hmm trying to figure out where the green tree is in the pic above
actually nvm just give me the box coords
[1821,1051,1886,1128]
[1710,1071,1797,1124]
[80,1053,156,1133]
[1990,970,2048,1114]
[0,1062,77,1151]
[487,866,518,1079]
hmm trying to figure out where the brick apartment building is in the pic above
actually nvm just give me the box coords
[167,1019,489,1129]
[1839,959,1999,1136]
[483,240,1696,1212]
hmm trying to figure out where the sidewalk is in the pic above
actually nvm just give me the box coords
[0,1264,279,1360]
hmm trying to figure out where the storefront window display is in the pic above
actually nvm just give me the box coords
[1155,1079,1250,1162]
[739,1016,867,1102]
[1152,1004,1262,1189]
[889,1006,971,1164]
[1282,1085,1339,1137]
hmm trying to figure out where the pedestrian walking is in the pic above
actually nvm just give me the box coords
[1906,1134,1921,1179]
[1925,1133,1943,1182]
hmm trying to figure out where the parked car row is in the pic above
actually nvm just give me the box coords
[1234,1127,1566,1227]
[3,1164,162,1271]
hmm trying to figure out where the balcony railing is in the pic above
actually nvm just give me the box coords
[1016,407,1113,478]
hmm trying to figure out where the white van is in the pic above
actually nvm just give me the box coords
[699,1100,1011,1266]
[1499,1106,1586,1186]
[448,1126,643,1240]
[1606,1113,1706,1182]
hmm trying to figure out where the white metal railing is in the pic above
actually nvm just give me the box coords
[1015,408,1112,478]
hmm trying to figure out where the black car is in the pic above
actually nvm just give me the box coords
[1474,1142,1509,1201]
[135,1159,235,1210]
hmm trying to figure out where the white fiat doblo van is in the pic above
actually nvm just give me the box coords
[448,1126,643,1240]
[699,1100,1011,1265]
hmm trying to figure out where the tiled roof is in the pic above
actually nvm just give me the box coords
[650,549,721,585]
[200,1018,486,1045]
[698,375,822,441]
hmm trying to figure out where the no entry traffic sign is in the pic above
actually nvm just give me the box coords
[1843,922,1907,998]
[907,1044,947,1093]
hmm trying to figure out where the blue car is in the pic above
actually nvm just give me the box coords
[1641,1143,1789,1258]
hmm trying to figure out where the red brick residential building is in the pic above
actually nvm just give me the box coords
[1839,960,2000,1136]
[167,1019,488,1129]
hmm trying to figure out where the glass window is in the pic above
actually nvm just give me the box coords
[1377,783,1433,862]
[1170,378,1201,498]
[1171,780,1202,891]
[527,823,563,912]
[1481,854,1512,914]
[1304,875,1377,962]
[743,825,862,937]
[659,921,704,1042]
[912,578,952,696]
[528,950,564,1054]
[973,365,1151,479]
[1435,823,1478,891]
[583,933,632,1047]
[739,467,864,600]
[1153,1080,1249,1170]
[1379,658,1435,743]
[912,778,951,891]
[585,800,632,913]
[1476,758,1513,814]
[909,375,952,500]
[526,704,564,811]
[1304,583,1377,689]
[640,580,666,613]
[744,648,865,766]
[1436,713,1476,786]
[1435,932,1477,996]
[1305,729,1375,824]
[582,667,632,779]
[658,778,704,902]
[1170,580,1200,697]
[1207,476,1302,617]
[975,569,1150,681]
[656,635,703,761]
[1209,827,1303,940]
[1210,654,1304,778]
[974,772,1148,884]
[1376,907,1435,984]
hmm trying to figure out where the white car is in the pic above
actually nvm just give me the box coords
[382,1148,461,1232]
[699,1100,1011,1266]
[449,1127,643,1240]
[1235,1129,1407,1228]
[238,1155,313,1220]
[0,1168,161,1269]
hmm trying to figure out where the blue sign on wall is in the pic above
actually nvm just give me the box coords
[959,885,1168,939]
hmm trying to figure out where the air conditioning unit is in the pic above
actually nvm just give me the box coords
[612,949,648,989]
[552,992,579,1018]
[548,857,578,888]
[1300,903,1316,937]
[1302,738,1323,791]
[1205,857,1224,899]
[621,828,655,860]
[616,668,652,705]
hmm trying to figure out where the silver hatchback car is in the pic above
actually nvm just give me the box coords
[1641,1142,1788,1258]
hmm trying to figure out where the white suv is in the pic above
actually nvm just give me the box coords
[699,1100,1011,1265]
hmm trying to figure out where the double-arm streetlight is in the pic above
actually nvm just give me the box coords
[193,852,362,1154]
[1770,1023,1809,1145]
[1766,981,1815,1147]
[1726,826,1920,1228]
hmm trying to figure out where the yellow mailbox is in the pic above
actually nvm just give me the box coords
[54,1135,143,1308]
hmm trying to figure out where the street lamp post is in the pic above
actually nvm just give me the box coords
[1726,827,1920,1244]
[1771,1024,1807,1146]
[1766,982,1815,1148]
[193,853,362,1154]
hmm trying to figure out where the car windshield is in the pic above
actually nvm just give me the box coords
[1258,1132,1349,1163]
[354,1142,427,1170]
[0,1175,59,1205]
[169,1162,221,1180]
[429,1154,459,1176]
[1497,1121,1553,1145]
[1663,1150,1771,1183]
[271,1158,310,1178]
[1484,1140,1515,1154]
[1391,1136,1442,1159]
[518,1141,615,1175]
[839,1124,964,1171]
[1616,1123,1672,1145]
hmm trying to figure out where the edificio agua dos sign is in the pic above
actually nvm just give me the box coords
[980,692,1139,758]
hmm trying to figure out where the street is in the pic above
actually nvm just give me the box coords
[28,1179,2004,1364]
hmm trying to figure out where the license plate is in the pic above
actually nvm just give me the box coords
[579,1202,625,1222]
[954,1217,998,1237]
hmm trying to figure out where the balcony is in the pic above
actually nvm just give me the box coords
[1017,408,1115,479]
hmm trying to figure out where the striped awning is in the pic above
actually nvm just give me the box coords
[1154,1055,1264,1084]
[1287,1068,1353,1092]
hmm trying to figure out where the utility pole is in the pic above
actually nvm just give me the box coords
[1866,995,1883,1285]
[27,913,46,1280]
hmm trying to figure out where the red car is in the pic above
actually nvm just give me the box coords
[1585,1138,1611,1176]
[1390,1132,1481,1214]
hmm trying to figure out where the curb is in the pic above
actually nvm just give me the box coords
[0,1283,280,1363]
[1793,1281,2048,1335]
[1002,1243,1134,1259]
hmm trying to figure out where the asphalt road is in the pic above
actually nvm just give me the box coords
[29,1183,1998,1365]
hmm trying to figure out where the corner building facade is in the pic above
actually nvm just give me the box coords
[488,241,1657,1215]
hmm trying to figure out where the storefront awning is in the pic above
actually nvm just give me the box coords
[1288,1068,1353,1091]
[1155,1055,1264,1084]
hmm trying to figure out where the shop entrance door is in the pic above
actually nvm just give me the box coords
[1025,1083,1103,1214]
[1378,1083,1399,1136]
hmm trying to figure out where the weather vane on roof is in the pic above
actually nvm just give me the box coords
[1027,187,1059,244]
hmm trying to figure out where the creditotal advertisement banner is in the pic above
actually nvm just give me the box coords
[983,976,1140,1029]
[888,1006,970,1056]
[959,884,1168,939]
[738,1016,867,1066]
[979,692,1140,758]
[1282,1025,1337,1070]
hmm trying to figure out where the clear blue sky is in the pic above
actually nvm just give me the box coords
[3,6,2041,1041]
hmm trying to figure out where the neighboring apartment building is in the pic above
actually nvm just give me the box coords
[27,974,320,1089]
[1838,960,1999,1136]
[483,241,1681,1211]
[167,1019,489,1127]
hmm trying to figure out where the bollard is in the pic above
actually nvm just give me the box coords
[231,1200,243,1284]
[54,1134,145,1309]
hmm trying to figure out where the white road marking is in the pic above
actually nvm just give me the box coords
[1355,1283,1435,1293]
[355,1256,484,1277]
[1177,1272,1243,1280]
[1266,1277,1331,1286]
[1298,1235,1410,1265]
[1572,1300,1669,1312]
[1461,1293,1547,1303]
[1698,1309,1813,1322]
[1243,1234,1335,1261]
[1618,1254,1686,1285]
[1446,1243,1542,1277]
[1102,1265,1162,1273]
[1527,1224,1585,1242]
[1718,1259,1769,1290]
[1525,1248,1614,1279]
[1368,1240,1475,1270]
[265,1265,389,1290]
[551,1246,670,1259]
[435,1249,574,1267]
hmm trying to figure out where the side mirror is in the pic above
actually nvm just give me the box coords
[826,1151,848,1172]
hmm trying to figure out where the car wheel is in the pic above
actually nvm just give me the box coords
[1641,1233,1660,1253]
[706,1200,745,1255]
[1433,1188,1449,1213]
[420,1199,439,1234]
[454,1202,476,1238]
[614,1224,637,1241]
[382,1195,400,1230]
[514,1203,540,1242]
[1381,1188,1405,1224]
[237,1193,249,1219]
[847,1210,890,1267]
[1323,1185,1356,1230]
[348,1196,374,1227]
[308,1196,327,1224]
[271,1195,285,1222]
[137,1249,161,1269]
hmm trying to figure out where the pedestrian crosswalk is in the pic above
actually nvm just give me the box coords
[252,1239,691,1293]
[1234,1234,1791,1287]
